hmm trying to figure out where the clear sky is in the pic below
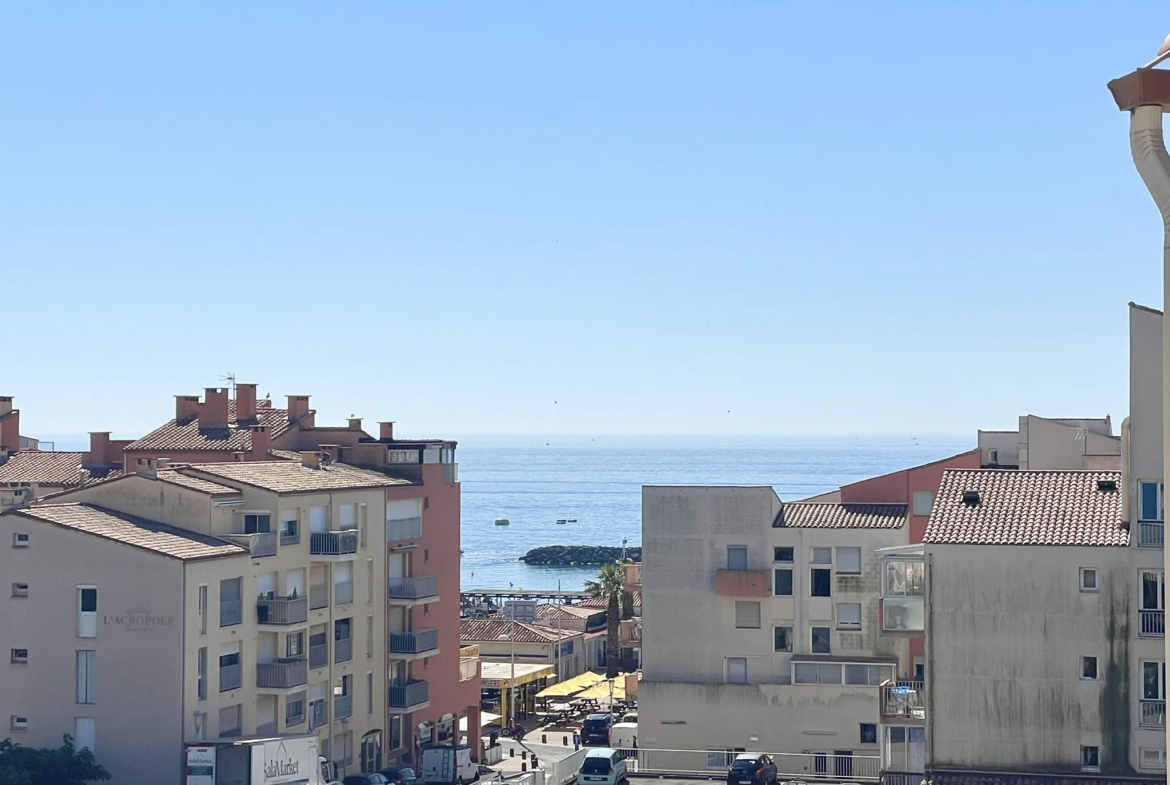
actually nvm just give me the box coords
[2,2,1166,438]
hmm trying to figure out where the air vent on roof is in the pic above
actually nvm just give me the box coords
[962,489,981,506]
[1097,479,1118,492]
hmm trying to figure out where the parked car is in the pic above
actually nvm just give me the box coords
[578,748,628,785]
[344,775,389,785]
[727,753,777,785]
[380,766,418,785]
[581,713,613,746]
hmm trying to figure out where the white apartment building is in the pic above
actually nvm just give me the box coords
[978,415,1121,471]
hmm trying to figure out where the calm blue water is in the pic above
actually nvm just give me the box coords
[457,435,972,591]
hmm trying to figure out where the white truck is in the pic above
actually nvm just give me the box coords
[419,745,480,785]
[185,735,342,785]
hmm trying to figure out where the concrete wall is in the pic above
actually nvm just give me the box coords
[1020,416,1120,472]
[49,474,229,535]
[1129,304,1163,524]
[978,431,1020,468]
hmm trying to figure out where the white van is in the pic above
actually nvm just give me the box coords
[419,745,479,785]
[578,748,628,785]
[609,723,637,750]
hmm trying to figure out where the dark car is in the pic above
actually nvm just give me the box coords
[344,776,389,785]
[581,713,613,746]
[727,754,777,785]
[380,767,418,785]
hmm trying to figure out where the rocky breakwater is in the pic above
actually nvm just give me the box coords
[520,545,642,566]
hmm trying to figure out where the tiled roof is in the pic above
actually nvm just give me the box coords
[460,618,579,644]
[578,590,642,610]
[180,461,412,494]
[0,451,85,485]
[156,470,241,495]
[924,469,1127,547]
[537,604,603,621]
[124,401,300,453]
[79,466,123,488]
[8,503,248,561]
[776,503,906,529]
[267,449,302,462]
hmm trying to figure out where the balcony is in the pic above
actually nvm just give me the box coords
[309,584,328,611]
[335,637,353,663]
[1140,521,1164,548]
[310,530,358,560]
[257,597,308,626]
[387,517,423,542]
[256,658,308,690]
[1141,610,1165,637]
[309,643,328,670]
[1141,700,1166,728]
[226,531,277,558]
[389,680,430,712]
[460,656,479,682]
[881,680,926,721]
[388,574,440,605]
[715,569,771,598]
[389,628,440,658]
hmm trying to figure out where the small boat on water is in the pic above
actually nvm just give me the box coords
[556,519,567,525]
[494,518,510,526]
[568,519,577,523]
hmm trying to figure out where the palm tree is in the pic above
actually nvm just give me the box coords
[585,561,632,679]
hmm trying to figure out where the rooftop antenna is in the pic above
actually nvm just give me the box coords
[219,372,236,398]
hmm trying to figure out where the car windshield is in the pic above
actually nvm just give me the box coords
[581,758,612,774]
[731,759,760,771]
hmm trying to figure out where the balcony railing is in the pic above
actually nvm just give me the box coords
[227,531,277,558]
[219,664,242,692]
[442,463,459,483]
[389,679,429,709]
[881,680,926,721]
[715,568,771,597]
[287,703,305,727]
[309,643,328,670]
[1140,521,1164,548]
[257,722,278,736]
[310,531,358,557]
[256,658,308,689]
[389,628,440,656]
[1141,699,1166,728]
[309,700,327,731]
[883,773,925,785]
[257,596,308,625]
[388,574,439,602]
[1141,610,1165,637]
[280,530,300,546]
[460,656,479,682]
[335,637,353,663]
[334,694,353,721]
[387,517,423,541]
[309,584,328,610]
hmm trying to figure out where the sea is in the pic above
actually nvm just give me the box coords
[457,435,972,591]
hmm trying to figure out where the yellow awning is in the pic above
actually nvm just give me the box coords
[535,671,606,698]
[575,680,627,700]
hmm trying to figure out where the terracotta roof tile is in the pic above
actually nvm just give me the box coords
[180,461,411,494]
[0,451,85,485]
[7,503,247,561]
[124,401,300,453]
[777,503,906,529]
[267,449,302,462]
[156,470,241,495]
[460,618,579,644]
[924,469,1126,546]
[537,604,603,621]
[578,590,641,610]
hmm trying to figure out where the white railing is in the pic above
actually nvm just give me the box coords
[604,749,880,781]
[460,656,479,681]
[388,516,423,541]
[1141,699,1166,728]
[1140,521,1164,548]
[310,530,358,556]
[1141,609,1165,637]
[881,680,926,720]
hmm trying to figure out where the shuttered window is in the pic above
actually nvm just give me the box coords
[734,601,761,629]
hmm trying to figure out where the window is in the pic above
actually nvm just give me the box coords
[9,716,28,731]
[885,561,925,596]
[1080,568,1098,593]
[774,569,793,596]
[77,587,96,637]
[219,704,242,738]
[837,547,862,575]
[12,533,29,548]
[366,615,374,659]
[1140,748,1167,770]
[793,663,842,685]
[367,671,374,714]
[1081,656,1098,680]
[844,664,893,685]
[340,504,357,531]
[1081,746,1100,772]
[287,631,305,658]
[76,651,96,704]
[288,693,306,726]
[912,490,934,517]
[12,582,28,598]
[334,563,353,605]
[366,558,374,604]
[1143,661,1166,701]
[726,657,747,684]
[727,546,748,571]
[1140,481,1164,522]
[1142,571,1165,611]
[219,643,242,692]
[220,578,242,627]
[811,626,831,654]
[811,568,832,597]
[811,547,832,565]
[837,603,862,630]
[735,601,761,629]
[197,584,207,635]
[335,618,353,663]
[774,547,794,563]
[989,449,999,464]
[774,626,793,652]
[243,512,271,534]
[74,718,95,753]
[280,510,299,543]
[197,648,207,701]
[10,649,27,665]
[860,724,877,745]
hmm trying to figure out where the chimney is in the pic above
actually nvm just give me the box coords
[133,456,157,477]
[156,457,170,471]
[0,396,12,416]
[287,395,310,421]
[236,383,258,421]
[200,388,230,429]
[300,451,321,469]
[233,451,246,462]
[249,425,271,460]
[87,432,112,465]
[0,398,18,453]
[379,421,395,441]
[175,395,200,421]
[320,444,341,464]
[348,417,363,431]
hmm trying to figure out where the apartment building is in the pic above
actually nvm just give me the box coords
[977,415,1121,471]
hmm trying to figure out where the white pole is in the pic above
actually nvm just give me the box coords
[509,614,516,731]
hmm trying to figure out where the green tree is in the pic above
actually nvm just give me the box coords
[585,561,632,679]
[0,736,110,785]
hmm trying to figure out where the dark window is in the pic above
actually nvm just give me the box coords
[860,724,877,745]
[774,547,794,563]
[1082,656,1098,680]
[80,588,97,613]
[811,626,831,654]
[1082,746,1099,770]
[774,569,793,596]
[774,626,792,653]
[811,569,831,597]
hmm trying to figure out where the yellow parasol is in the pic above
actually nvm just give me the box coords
[575,680,627,701]
[536,671,606,698]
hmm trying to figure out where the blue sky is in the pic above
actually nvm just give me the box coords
[2,2,1165,438]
